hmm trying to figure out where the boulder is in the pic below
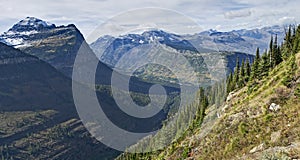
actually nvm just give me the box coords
[226,92,235,102]
[222,105,229,112]
[269,103,281,112]
[271,131,281,143]
[249,143,265,154]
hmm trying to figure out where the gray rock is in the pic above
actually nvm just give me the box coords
[226,92,235,102]
[269,103,281,112]
[271,131,281,143]
[249,143,265,154]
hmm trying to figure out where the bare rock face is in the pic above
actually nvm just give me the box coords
[0,17,86,78]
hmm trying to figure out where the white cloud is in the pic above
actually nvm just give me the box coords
[0,0,299,38]
[278,16,296,24]
[224,9,252,19]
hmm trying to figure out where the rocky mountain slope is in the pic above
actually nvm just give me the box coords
[0,42,73,111]
[0,42,123,159]
[90,30,255,86]
[0,17,89,77]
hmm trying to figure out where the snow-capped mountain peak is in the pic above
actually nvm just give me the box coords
[8,17,55,33]
[0,17,56,48]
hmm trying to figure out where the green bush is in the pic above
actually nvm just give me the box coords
[181,147,190,159]
[264,114,273,122]
[295,84,300,97]
[238,122,248,136]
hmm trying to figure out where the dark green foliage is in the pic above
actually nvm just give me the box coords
[234,57,240,87]
[258,51,270,78]
[227,24,300,96]
[193,87,210,128]
[182,147,190,159]
[282,25,295,59]
[293,25,300,53]
[239,59,246,87]
[282,55,297,87]
[271,35,283,67]
[295,83,300,97]
[227,72,234,94]
[238,122,248,136]
[245,58,251,82]
[250,48,261,80]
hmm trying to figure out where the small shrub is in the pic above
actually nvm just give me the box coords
[225,137,240,153]
[281,75,293,87]
[295,84,300,97]
[264,114,273,122]
[238,122,248,136]
[261,152,291,160]
[181,147,189,159]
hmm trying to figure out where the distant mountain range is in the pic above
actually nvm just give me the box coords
[90,26,268,83]
[0,17,283,86]
[187,25,284,54]
[91,26,284,66]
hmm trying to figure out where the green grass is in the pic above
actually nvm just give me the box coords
[142,53,300,160]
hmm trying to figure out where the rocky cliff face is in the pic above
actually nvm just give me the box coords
[0,17,86,77]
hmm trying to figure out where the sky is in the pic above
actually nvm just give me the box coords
[0,0,299,41]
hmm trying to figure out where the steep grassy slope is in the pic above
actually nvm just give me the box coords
[148,52,300,160]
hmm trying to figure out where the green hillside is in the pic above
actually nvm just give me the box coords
[118,25,300,160]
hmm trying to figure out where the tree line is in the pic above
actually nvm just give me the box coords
[227,25,300,93]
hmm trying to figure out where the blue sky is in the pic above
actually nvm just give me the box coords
[0,0,298,39]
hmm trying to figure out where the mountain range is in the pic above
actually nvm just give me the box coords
[90,29,260,85]
[0,17,282,86]
[0,17,289,159]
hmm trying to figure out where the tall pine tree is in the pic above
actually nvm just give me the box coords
[271,34,282,66]
[233,57,240,88]
[293,25,300,53]
[239,59,245,87]
[250,47,260,80]
[226,72,233,93]
[269,35,274,67]
[258,51,270,78]
[245,58,251,82]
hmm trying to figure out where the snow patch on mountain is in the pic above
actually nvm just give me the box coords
[17,17,53,27]
[0,17,55,47]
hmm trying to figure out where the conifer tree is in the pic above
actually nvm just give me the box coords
[226,72,233,93]
[239,59,245,87]
[258,51,270,78]
[250,47,260,80]
[269,36,274,66]
[293,25,300,53]
[233,57,240,88]
[245,58,251,82]
[271,34,282,66]
[283,25,293,59]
